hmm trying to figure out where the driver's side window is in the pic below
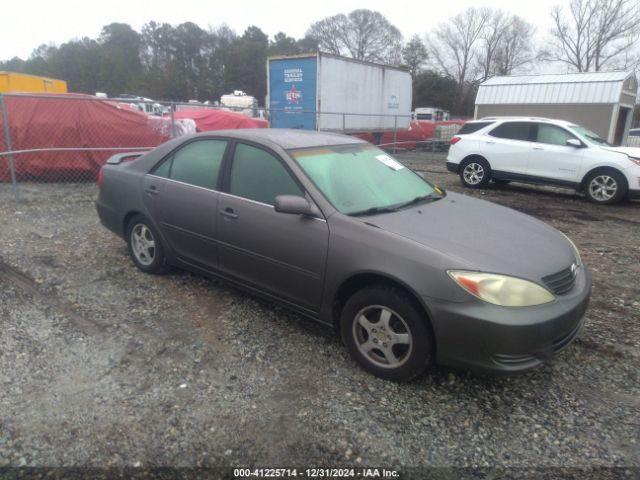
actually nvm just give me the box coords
[229,143,304,205]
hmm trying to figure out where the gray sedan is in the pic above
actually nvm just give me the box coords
[96,129,591,381]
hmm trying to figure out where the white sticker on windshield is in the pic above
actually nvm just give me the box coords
[376,154,405,171]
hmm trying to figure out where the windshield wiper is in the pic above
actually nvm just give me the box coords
[348,205,399,217]
[394,193,443,210]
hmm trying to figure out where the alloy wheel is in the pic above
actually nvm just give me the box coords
[463,163,484,185]
[131,223,156,266]
[589,175,618,202]
[352,305,413,369]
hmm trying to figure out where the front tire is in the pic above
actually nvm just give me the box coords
[126,214,166,274]
[340,285,434,382]
[459,157,491,188]
[584,170,627,204]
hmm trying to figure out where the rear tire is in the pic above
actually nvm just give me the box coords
[584,170,627,205]
[126,214,167,274]
[340,285,434,382]
[459,157,491,188]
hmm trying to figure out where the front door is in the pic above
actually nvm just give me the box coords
[217,142,329,310]
[150,138,228,270]
[526,123,584,184]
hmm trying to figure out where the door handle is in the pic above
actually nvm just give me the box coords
[145,185,159,195]
[220,208,238,220]
[484,140,496,144]
[532,147,544,150]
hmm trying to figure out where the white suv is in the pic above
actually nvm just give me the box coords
[447,117,640,204]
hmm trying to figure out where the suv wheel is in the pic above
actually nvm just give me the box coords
[340,285,434,381]
[126,214,167,274]
[584,170,627,205]
[460,158,491,188]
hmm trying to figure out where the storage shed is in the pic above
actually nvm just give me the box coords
[475,72,638,145]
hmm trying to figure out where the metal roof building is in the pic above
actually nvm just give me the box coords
[475,71,638,145]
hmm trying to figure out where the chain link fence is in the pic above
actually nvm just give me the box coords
[0,93,463,202]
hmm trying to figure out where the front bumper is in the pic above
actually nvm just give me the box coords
[426,266,592,373]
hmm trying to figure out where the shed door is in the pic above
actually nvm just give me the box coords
[614,107,631,146]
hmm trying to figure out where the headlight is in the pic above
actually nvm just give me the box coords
[628,156,640,166]
[448,271,555,307]
[560,232,582,266]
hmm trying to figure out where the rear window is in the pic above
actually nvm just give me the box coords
[489,122,534,141]
[457,122,494,135]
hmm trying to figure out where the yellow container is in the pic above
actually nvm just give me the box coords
[0,71,68,94]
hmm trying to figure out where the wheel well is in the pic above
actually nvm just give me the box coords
[461,154,488,165]
[580,167,628,192]
[122,211,142,237]
[331,273,436,350]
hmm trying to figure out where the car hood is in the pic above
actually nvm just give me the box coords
[601,145,640,158]
[361,192,576,282]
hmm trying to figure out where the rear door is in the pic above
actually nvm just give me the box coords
[148,138,228,270]
[217,142,329,310]
[481,121,535,175]
[527,123,585,184]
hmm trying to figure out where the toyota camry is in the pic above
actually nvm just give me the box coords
[96,129,591,381]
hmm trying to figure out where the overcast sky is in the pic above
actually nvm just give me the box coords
[2,0,561,61]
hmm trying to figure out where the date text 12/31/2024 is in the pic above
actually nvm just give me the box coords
[234,468,400,478]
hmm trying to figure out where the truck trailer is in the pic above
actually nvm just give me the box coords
[0,72,68,94]
[267,53,411,132]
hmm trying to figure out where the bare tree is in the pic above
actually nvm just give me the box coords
[307,9,403,65]
[545,0,640,71]
[478,10,509,81]
[306,14,345,56]
[493,16,536,75]
[426,8,489,109]
[402,35,428,76]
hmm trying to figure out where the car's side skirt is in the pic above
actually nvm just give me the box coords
[492,170,581,190]
[171,255,332,327]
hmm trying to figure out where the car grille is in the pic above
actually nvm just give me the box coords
[542,265,577,295]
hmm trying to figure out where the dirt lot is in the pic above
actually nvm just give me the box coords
[0,151,639,475]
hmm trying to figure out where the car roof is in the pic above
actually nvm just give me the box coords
[200,128,367,150]
[477,116,575,127]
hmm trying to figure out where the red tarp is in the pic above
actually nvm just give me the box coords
[0,94,169,181]
[174,109,268,132]
[355,119,469,149]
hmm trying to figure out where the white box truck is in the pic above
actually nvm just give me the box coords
[267,53,412,132]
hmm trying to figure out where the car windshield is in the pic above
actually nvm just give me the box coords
[570,125,611,146]
[289,144,443,215]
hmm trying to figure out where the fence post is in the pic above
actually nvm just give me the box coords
[0,94,19,202]
[393,115,398,154]
[342,113,346,131]
[170,103,176,138]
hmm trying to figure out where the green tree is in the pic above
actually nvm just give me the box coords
[402,35,428,76]
[269,32,300,56]
[224,26,269,100]
[98,23,142,95]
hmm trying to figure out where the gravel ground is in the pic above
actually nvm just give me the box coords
[0,152,639,476]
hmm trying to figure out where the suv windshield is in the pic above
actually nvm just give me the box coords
[290,144,443,215]
[570,125,611,146]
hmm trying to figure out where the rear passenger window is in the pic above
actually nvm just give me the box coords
[458,122,494,134]
[489,122,534,141]
[162,139,227,189]
[230,143,303,205]
[536,124,576,146]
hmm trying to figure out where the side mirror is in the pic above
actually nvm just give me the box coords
[274,195,316,216]
[566,138,583,148]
